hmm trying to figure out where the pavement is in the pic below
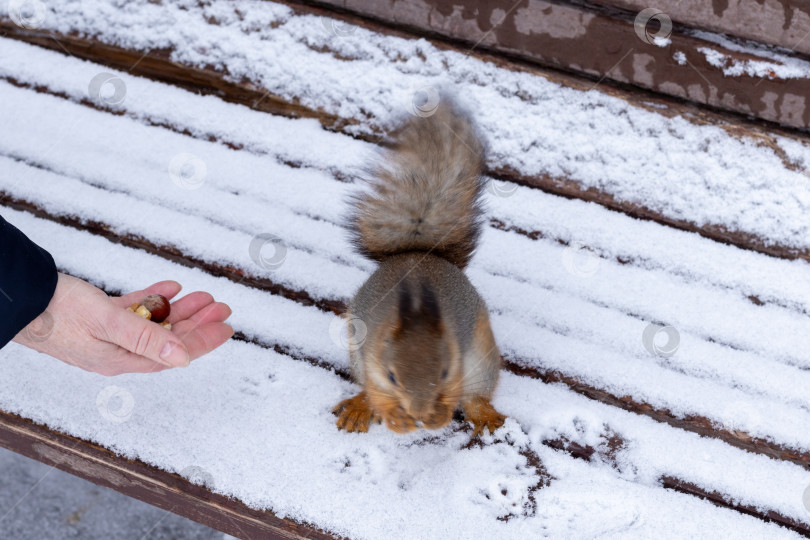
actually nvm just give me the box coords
[0,446,225,539]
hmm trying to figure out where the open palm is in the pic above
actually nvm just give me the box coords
[14,273,234,376]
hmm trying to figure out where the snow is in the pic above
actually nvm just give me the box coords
[691,30,810,79]
[3,53,810,446]
[1,0,810,253]
[1,2,810,537]
[0,208,806,538]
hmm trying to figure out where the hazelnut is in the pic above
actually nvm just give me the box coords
[126,295,171,325]
[141,294,171,323]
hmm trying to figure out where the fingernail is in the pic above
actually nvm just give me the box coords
[160,341,190,367]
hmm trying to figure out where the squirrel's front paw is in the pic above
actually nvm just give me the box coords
[333,392,380,433]
[462,396,506,436]
[421,401,454,430]
[383,406,417,434]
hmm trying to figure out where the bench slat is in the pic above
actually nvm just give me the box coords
[294,0,810,129]
[1,19,809,267]
[0,410,334,540]
[4,193,809,474]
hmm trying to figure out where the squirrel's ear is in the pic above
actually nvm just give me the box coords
[397,282,413,320]
[393,282,413,338]
[418,281,441,331]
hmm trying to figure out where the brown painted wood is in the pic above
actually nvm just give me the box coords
[590,0,810,58]
[5,195,810,479]
[490,162,810,265]
[506,361,810,470]
[3,190,808,532]
[1,34,808,268]
[0,192,344,316]
[1,339,807,536]
[545,437,810,535]
[2,3,809,534]
[2,336,807,536]
[3,11,810,266]
[0,410,337,540]
[294,0,810,129]
[0,20,355,132]
[661,476,810,537]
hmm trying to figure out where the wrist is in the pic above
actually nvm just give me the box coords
[11,272,66,350]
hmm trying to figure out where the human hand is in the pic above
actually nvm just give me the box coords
[13,273,234,376]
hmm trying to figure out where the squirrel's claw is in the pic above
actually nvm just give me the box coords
[470,415,506,437]
[463,396,507,437]
[383,406,418,434]
[333,392,379,433]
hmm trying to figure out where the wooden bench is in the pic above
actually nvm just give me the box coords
[1,1,810,537]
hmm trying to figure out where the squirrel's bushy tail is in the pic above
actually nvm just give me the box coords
[349,95,487,269]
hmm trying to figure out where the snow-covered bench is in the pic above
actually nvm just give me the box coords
[1,1,810,538]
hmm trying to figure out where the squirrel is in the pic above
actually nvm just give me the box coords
[333,94,506,436]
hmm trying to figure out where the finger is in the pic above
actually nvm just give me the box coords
[166,291,213,323]
[167,292,218,323]
[108,307,190,367]
[111,281,183,308]
[182,301,232,325]
[170,308,232,337]
[171,321,234,360]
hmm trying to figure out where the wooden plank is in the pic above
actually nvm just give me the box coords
[293,0,810,129]
[2,169,808,531]
[1,4,808,535]
[590,0,810,57]
[4,192,810,477]
[546,437,810,536]
[0,410,337,540]
[660,476,810,538]
[3,318,808,536]
[1,24,808,269]
[2,338,807,536]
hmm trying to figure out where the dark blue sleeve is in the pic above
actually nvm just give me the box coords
[0,215,58,348]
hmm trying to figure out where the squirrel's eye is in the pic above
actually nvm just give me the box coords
[441,368,448,380]
[388,371,397,385]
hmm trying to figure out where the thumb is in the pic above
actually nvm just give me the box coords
[110,308,190,367]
